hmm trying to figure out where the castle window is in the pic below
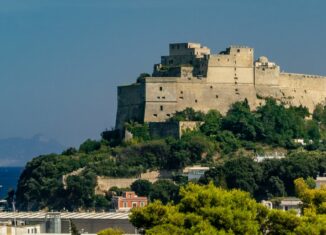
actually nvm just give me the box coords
[157,96,160,99]
[235,81,238,84]
[234,77,238,80]
[159,86,163,91]
[216,95,219,99]
[210,86,213,89]
[237,49,240,53]
[195,99,198,103]
[162,96,165,99]
[167,114,171,117]
[180,91,183,94]
[153,114,157,117]
[160,105,163,111]
[179,96,183,99]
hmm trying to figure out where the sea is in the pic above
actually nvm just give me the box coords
[0,167,24,199]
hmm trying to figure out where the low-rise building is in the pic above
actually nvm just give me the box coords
[280,197,303,216]
[185,166,209,181]
[112,192,148,212]
[316,176,326,189]
[261,200,273,209]
[0,222,44,235]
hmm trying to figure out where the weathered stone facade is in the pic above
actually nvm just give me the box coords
[116,42,326,129]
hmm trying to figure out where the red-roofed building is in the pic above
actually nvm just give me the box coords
[112,191,148,212]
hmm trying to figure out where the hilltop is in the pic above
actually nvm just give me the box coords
[14,98,326,211]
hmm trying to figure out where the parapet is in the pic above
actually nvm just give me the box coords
[169,42,210,57]
[255,56,277,69]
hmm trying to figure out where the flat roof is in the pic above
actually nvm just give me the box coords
[0,212,129,220]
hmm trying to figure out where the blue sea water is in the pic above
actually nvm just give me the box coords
[0,167,23,199]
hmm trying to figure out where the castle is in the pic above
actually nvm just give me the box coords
[116,42,326,130]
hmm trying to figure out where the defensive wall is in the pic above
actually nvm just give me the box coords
[95,170,172,195]
[116,42,326,130]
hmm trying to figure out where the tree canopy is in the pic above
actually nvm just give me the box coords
[130,182,326,235]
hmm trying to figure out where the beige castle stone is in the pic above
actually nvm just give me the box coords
[116,42,326,129]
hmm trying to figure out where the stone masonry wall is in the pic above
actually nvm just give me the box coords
[115,44,326,129]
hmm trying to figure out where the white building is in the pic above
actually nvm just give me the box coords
[0,223,44,235]
[185,166,209,181]
[316,176,326,189]
[280,198,303,216]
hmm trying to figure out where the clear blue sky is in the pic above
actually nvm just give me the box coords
[0,0,325,147]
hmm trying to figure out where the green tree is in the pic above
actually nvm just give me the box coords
[79,139,101,153]
[215,130,241,155]
[131,179,153,197]
[265,210,301,235]
[256,98,306,146]
[169,108,205,122]
[312,103,325,123]
[130,183,269,234]
[222,157,262,196]
[125,122,151,142]
[62,147,77,156]
[70,220,80,235]
[305,120,321,142]
[5,188,15,207]
[200,110,222,137]
[222,99,262,141]
[97,228,123,235]
[149,180,179,204]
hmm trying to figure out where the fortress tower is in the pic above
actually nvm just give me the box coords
[116,43,326,129]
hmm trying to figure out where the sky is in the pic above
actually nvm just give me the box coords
[0,0,326,147]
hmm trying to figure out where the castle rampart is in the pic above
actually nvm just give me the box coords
[115,43,326,130]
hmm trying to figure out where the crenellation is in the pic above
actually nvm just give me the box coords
[115,42,326,130]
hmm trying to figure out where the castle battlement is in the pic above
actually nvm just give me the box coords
[115,43,326,129]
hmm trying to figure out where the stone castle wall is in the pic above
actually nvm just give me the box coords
[115,43,326,130]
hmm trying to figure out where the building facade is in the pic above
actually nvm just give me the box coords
[116,42,326,129]
[112,192,148,212]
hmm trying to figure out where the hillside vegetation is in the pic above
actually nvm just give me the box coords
[15,98,326,211]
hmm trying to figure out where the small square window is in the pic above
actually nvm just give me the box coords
[159,87,163,91]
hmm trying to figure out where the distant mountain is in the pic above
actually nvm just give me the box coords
[0,134,65,166]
